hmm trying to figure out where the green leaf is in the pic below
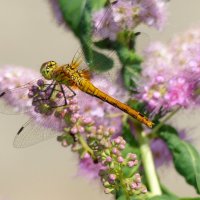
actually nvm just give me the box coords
[116,194,125,200]
[115,44,142,90]
[122,64,140,89]
[89,0,107,10]
[57,133,74,145]
[58,0,106,30]
[59,0,87,30]
[149,195,178,200]
[89,50,114,71]
[117,46,142,65]
[158,124,179,136]
[160,132,200,194]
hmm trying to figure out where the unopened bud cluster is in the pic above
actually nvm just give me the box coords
[86,125,115,152]
[58,113,95,150]
[100,136,147,196]
[86,129,147,196]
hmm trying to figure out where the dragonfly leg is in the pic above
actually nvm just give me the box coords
[44,81,56,99]
[32,82,57,103]
[46,83,57,99]
[66,86,76,98]
[60,84,67,105]
[31,82,76,109]
[49,85,76,108]
[42,80,55,90]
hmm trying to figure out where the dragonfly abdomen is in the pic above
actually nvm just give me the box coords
[77,79,154,128]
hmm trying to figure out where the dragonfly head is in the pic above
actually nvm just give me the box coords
[40,61,57,80]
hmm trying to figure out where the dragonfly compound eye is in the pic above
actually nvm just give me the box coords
[40,61,57,80]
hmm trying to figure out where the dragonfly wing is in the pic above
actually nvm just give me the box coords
[0,77,43,115]
[0,87,33,115]
[13,117,62,148]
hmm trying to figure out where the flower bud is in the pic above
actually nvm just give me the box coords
[104,188,113,194]
[103,130,110,137]
[83,117,93,124]
[142,187,148,193]
[78,126,84,133]
[112,147,118,154]
[127,161,135,167]
[37,79,44,86]
[108,127,115,134]
[71,126,78,134]
[128,153,137,160]
[130,182,137,189]
[114,137,121,144]
[134,173,141,183]
[106,156,112,163]
[117,156,124,163]
[119,144,125,150]
[109,174,116,181]
[61,140,68,147]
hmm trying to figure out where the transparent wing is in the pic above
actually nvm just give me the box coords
[13,84,76,148]
[0,79,39,115]
[13,117,62,148]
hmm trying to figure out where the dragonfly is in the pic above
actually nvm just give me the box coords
[39,59,154,128]
[0,1,154,148]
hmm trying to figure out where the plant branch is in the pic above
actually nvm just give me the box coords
[77,133,95,159]
[139,132,162,196]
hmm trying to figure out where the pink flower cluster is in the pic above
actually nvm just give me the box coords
[0,66,39,114]
[137,28,200,115]
[93,0,167,40]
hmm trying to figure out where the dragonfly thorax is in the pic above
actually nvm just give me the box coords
[40,61,58,80]
[41,61,85,87]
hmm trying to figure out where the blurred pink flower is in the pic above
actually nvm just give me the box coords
[150,138,172,167]
[137,27,200,115]
[0,66,39,113]
[93,0,168,40]
[151,130,188,167]
[78,153,104,179]
[48,0,66,25]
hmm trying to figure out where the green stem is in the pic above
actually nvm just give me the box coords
[76,133,95,159]
[139,132,162,196]
[151,106,181,135]
[119,174,130,200]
